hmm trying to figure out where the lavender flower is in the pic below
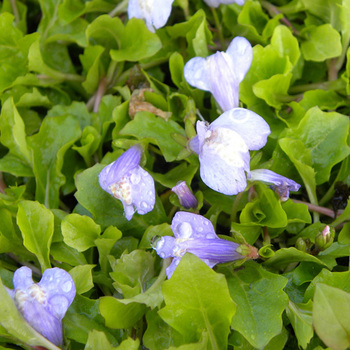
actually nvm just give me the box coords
[204,0,245,7]
[6,267,75,346]
[99,145,155,220]
[184,36,252,111]
[128,0,174,32]
[249,169,301,201]
[172,181,198,209]
[189,108,270,195]
[153,212,258,278]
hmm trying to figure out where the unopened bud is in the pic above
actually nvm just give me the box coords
[295,237,307,252]
[236,243,259,260]
[315,225,335,251]
[172,181,198,209]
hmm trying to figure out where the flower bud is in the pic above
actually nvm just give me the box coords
[315,225,335,251]
[295,237,308,252]
[172,181,198,209]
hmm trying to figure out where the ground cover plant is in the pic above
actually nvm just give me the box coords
[0,0,350,349]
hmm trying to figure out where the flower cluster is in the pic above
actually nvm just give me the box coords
[153,212,258,278]
[99,145,155,220]
[6,267,76,346]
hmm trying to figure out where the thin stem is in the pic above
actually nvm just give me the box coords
[210,7,226,50]
[263,226,270,245]
[93,77,108,113]
[0,173,6,194]
[10,0,20,24]
[230,191,244,222]
[292,199,337,218]
[260,1,299,36]
[108,0,128,17]
[289,78,345,94]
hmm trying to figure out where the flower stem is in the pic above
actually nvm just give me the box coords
[289,78,345,94]
[210,7,226,50]
[108,0,128,17]
[10,0,20,24]
[230,191,244,222]
[292,199,337,218]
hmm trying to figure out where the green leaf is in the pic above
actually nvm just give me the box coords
[28,114,81,208]
[240,185,288,228]
[286,300,313,349]
[99,296,147,329]
[304,269,350,302]
[65,294,120,345]
[110,250,155,298]
[110,18,162,62]
[301,24,342,61]
[0,278,61,350]
[263,247,326,270]
[17,200,54,271]
[0,98,32,176]
[69,265,95,294]
[62,214,101,252]
[313,284,350,350]
[224,261,288,349]
[288,107,350,184]
[158,253,236,349]
[120,112,185,162]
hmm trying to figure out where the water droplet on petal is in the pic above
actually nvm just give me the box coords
[61,281,72,293]
[130,173,141,185]
[197,227,203,232]
[141,201,148,209]
[159,252,165,258]
[206,234,215,239]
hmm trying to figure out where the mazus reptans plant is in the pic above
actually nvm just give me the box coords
[99,145,155,220]
[152,211,258,278]
[184,36,252,111]
[6,267,76,347]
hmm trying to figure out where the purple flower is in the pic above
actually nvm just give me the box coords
[99,145,155,220]
[153,212,247,278]
[204,0,245,7]
[184,36,252,111]
[189,108,270,195]
[172,181,198,209]
[6,267,75,346]
[128,0,174,32]
[249,169,301,201]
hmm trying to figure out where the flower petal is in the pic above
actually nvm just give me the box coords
[166,257,181,279]
[249,169,301,201]
[13,266,34,290]
[129,166,155,217]
[154,236,176,258]
[99,145,142,193]
[39,268,76,320]
[171,212,217,239]
[20,299,63,346]
[184,57,211,91]
[208,52,239,111]
[226,36,253,83]
[210,108,270,151]
[199,127,250,195]
[150,0,174,30]
[204,0,245,7]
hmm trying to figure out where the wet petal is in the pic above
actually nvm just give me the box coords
[154,236,176,259]
[128,0,174,32]
[98,145,142,193]
[204,0,245,7]
[171,212,216,239]
[39,268,76,320]
[199,127,250,195]
[210,108,271,151]
[184,57,211,91]
[208,52,239,111]
[13,266,34,290]
[226,36,253,83]
[129,166,155,218]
